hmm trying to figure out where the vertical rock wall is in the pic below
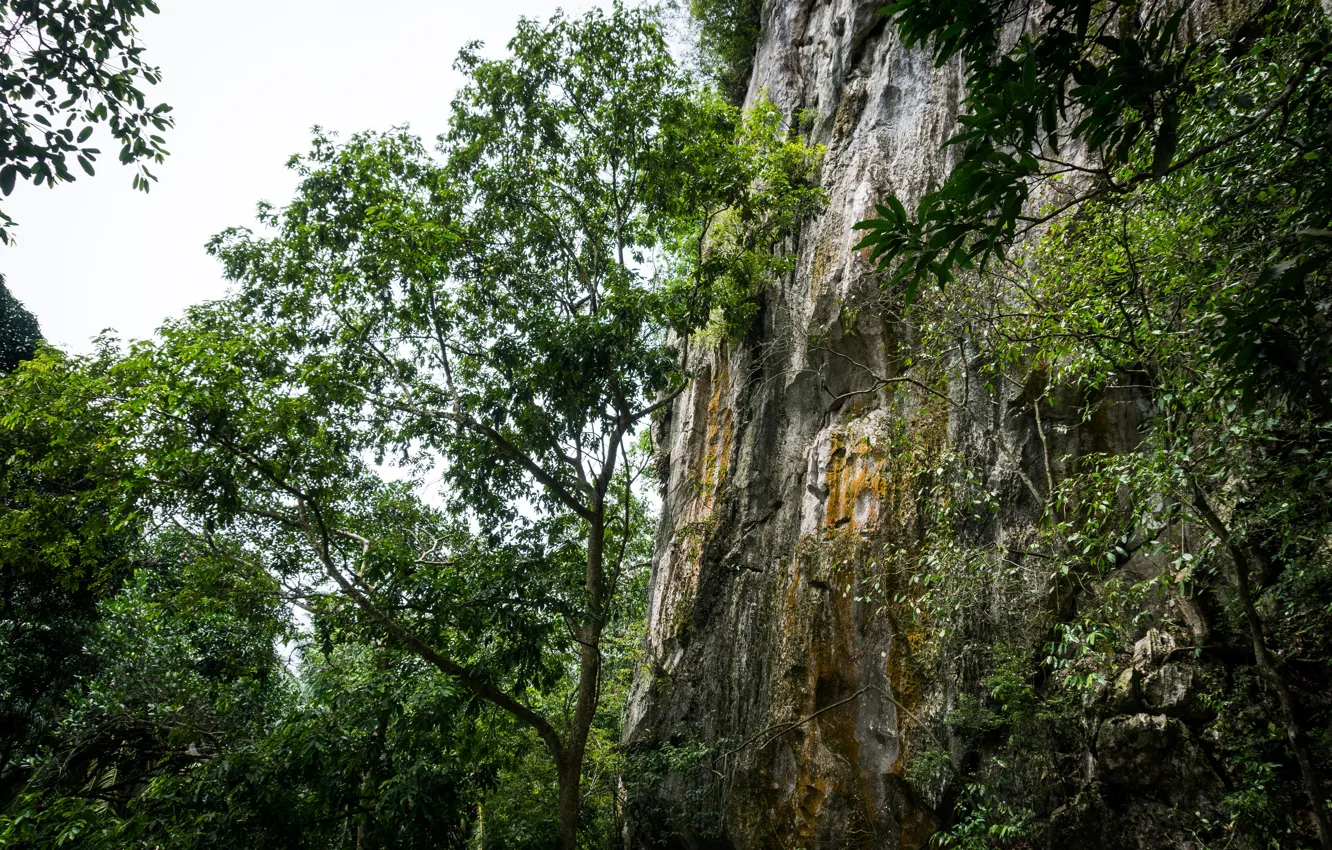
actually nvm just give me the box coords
[624,1,1217,847]
[626,2,967,844]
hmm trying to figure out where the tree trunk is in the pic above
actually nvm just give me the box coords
[1192,485,1332,850]
[1230,550,1332,850]
[551,500,610,850]
[557,752,583,850]
[356,705,389,850]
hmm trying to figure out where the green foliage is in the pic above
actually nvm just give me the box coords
[0,344,508,845]
[0,0,173,241]
[619,738,725,842]
[0,541,292,849]
[13,6,802,844]
[686,0,763,104]
[931,783,1033,850]
[1,539,501,849]
[472,470,655,848]
[663,94,827,339]
[1201,671,1307,848]
[854,0,1331,303]
[905,643,1078,847]
[0,345,144,810]
[168,640,495,850]
[844,5,1332,846]
[0,279,39,372]
[0,347,142,592]
[1,4,807,847]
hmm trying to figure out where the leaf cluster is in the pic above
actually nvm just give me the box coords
[685,0,764,104]
[0,0,172,242]
[854,0,1329,302]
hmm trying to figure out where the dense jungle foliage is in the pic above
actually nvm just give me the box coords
[854,0,1332,847]
[3,0,1332,847]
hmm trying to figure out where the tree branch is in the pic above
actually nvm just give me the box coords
[294,502,566,761]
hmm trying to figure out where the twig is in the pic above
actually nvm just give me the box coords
[714,683,944,766]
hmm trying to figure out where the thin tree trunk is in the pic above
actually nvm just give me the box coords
[1192,484,1332,850]
[556,504,609,849]
[557,752,583,850]
[356,698,390,849]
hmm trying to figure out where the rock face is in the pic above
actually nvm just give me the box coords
[623,1,1218,847]
[625,4,963,845]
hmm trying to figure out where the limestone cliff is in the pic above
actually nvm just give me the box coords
[624,1,1245,847]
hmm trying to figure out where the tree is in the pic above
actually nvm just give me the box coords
[0,343,144,811]
[0,539,293,850]
[0,277,39,371]
[0,0,172,242]
[0,349,499,849]
[102,5,822,847]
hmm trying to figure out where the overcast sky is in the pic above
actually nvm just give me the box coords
[2,0,617,352]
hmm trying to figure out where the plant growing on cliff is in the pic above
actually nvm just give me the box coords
[854,0,1331,308]
[187,8,685,841]
[665,94,827,340]
[841,1,1332,845]
[684,0,764,104]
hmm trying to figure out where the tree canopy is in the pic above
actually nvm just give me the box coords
[0,277,38,371]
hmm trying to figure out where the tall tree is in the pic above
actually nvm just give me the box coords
[110,5,823,846]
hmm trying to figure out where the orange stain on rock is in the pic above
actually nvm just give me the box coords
[765,394,951,844]
[658,345,738,641]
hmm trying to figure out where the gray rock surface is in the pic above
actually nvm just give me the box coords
[1142,663,1197,717]
[1095,714,1220,807]
[625,5,965,845]
[623,1,1222,847]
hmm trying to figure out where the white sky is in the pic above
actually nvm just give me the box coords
[2,0,615,353]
